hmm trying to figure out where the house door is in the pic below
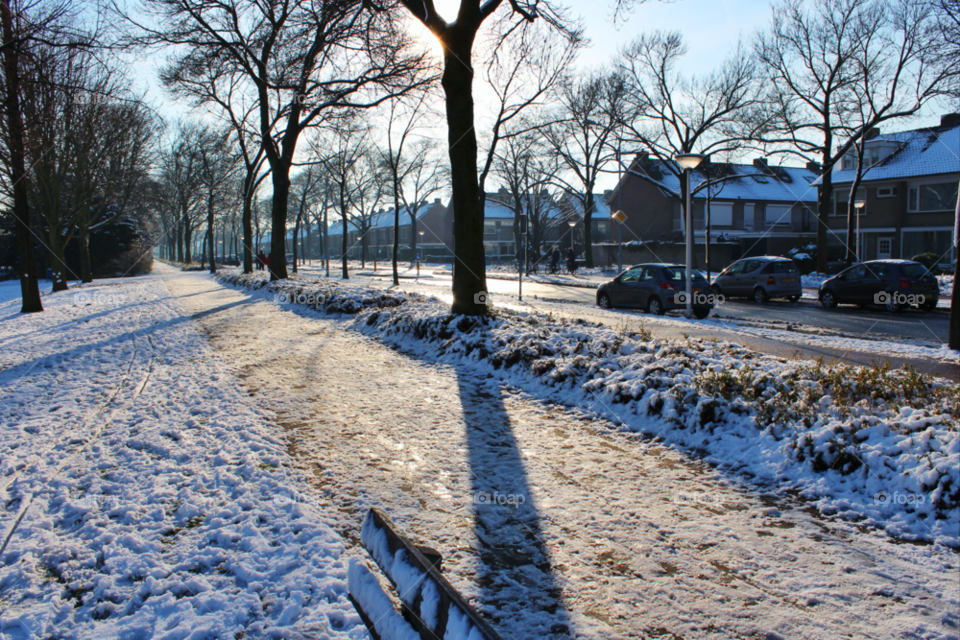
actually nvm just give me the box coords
[877,237,893,260]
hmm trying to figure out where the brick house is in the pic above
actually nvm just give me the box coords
[604,155,820,269]
[823,115,959,267]
[325,198,450,262]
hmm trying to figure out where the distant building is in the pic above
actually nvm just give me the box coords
[325,198,449,261]
[823,114,959,266]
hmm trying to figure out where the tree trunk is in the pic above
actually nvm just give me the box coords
[185,224,193,264]
[410,211,418,263]
[392,184,400,285]
[79,227,93,283]
[269,169,290,280]
[816,145,832,274]
[583,192,595,268]
[207,196,217,274]
[292,207,301,274]
[341,191,349,279]
[47,233,69,292]
[0,0,42,312]
[439,34,487,315]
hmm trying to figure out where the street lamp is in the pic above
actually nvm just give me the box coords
[675,152,706,319]
[567,218,577,253]
[854,200,865,262]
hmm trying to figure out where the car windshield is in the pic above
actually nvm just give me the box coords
[901,264,932,278]
[767,261,798,274]
[665,268,707,281]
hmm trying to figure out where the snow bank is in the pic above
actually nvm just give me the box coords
[217,271,960,548]
[0,275,365,639]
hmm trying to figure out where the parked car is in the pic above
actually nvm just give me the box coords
[710,256,802,303]
[818,260,939,312]
[596,263,713,319]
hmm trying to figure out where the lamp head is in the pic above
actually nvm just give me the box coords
[675,153,705,170]
[854,200,866,210]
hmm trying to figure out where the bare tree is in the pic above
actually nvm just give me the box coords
[0,0,92,310]
[397,139,447,263]
[476,16,583,209]
[615,31,763,249]
[195,127,237,273]
[315,117,370,279]
[388,0,578,314]
[289,166,323,273]
[493,131,562,263]
[130,0,431,280]
[161,57,272,274]
[380,92,436,285]
[540,71,623,268]
[756,0,955,272]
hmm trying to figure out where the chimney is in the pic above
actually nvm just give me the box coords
[865,127,880,140]
[806,161,821,173]
[753,157,769,172]
[942,113,960,128]
[635,151,649,162]
[603,189,613,200]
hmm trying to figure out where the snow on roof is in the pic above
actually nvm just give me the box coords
[830,124,960,185]
[626,159,819,204]
[328,200,447,236]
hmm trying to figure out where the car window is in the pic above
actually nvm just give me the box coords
[639,267,659,281]
[722,262,744,276]
[665,268,707,281]
[620,267,644,283]
[901,264,930,278]
[864,264,892,279]
[844,265,866,280]
[742,260,762,273]
[766,261,799,274]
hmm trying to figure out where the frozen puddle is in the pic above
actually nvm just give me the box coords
[166,268,959,640]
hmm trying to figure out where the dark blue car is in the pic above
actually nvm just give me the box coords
[596,263,714,319]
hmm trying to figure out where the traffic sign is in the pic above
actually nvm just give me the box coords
[611,210,627,224]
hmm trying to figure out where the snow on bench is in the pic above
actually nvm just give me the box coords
[348,508,503,640]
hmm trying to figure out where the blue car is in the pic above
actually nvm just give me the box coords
[596,263,714,319]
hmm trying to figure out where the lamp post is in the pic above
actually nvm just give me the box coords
[567,219,577,252]
[854,200,865,262]
[675,153,706,319]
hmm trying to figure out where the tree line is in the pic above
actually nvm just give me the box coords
[2,0,957,317]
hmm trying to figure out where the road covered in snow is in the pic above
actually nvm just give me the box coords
[201,266,957,639]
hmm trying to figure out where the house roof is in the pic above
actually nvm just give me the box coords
[623,158,819,204]
[327,200,447,236]
[830,124,960,185]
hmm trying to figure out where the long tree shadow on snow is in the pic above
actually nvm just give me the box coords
[453,371,574,638]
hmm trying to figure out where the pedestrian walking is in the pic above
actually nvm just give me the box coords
[566,247,577,274]
[256,250,266,271]
[550,247,561,274]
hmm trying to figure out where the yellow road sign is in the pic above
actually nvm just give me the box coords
[611,210,627,224]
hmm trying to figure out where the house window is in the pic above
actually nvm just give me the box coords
[876,186,897,198]
[591,220,609,236]
[765,204,792,227]
[831,188,866,216]
[708,202,733,226]
[907,183,959,212]
[902,230,955,262]
[743,203,755,231]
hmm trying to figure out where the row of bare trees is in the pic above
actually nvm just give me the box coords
[1,0,161,311]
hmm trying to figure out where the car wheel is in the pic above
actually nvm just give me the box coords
[647,296,664,316]
[754,287,769,304]
[789,294,800,302]
[884,297,902,313]
[693,307,710,319]
[710,284,722,297]
[597,292,613,309]
[820,290,837,309]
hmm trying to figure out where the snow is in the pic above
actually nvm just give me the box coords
[801,272,828,288]
[218,270,960,549]
[0,274,366,639]
[347,559,419,640]
[181,267,959,638]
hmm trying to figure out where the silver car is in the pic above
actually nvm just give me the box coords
[711,256,802,303]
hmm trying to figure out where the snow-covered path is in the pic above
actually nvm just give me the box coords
[165,266,959,640]
[0,273,365,639]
